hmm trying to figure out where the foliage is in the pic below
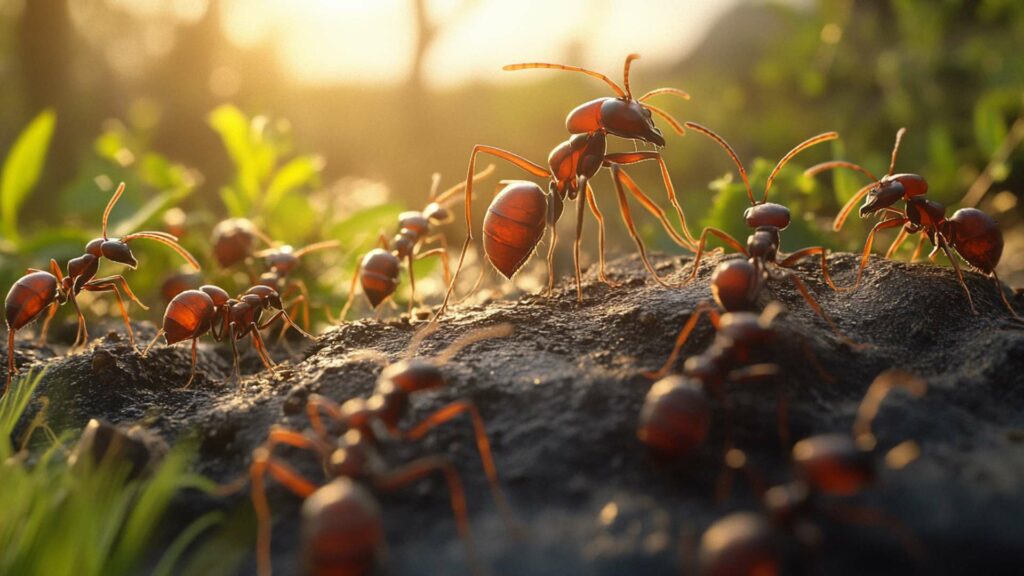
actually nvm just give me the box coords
[0,109,56,243]
[0,371,230,576]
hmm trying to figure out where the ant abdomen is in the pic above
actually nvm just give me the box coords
[358,249,402,307]
[638,375,711,459]
[163,290,216,344]
[5,272,59,331]
[482,182,547,279]
[711,260,760,312]
[300,477,384,576]
[946,207,1003,273]
[791,433,874,497]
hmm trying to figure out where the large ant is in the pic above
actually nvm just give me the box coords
[337,166,494,320]
[144,283,311,388]
[695,369,926,575]
[4,183,199,392]
[435,54,696,318]
[805,127,1021,319]
[680,123,855,343]
[248,324,515,576]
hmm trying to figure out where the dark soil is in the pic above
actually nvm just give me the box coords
[4,252,1024,576]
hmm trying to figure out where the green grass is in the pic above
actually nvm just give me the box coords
[0,371,232,576]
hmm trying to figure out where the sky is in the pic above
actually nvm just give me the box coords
[218,0,746,87]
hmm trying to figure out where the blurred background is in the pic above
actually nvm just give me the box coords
[1,0,1023,329]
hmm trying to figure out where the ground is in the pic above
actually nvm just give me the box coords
[4,252,1024,576]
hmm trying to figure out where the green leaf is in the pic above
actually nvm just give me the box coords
[264,154,324,212]
[1,109,57,240]
[973,99,1008,156]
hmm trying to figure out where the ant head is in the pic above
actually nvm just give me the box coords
[245,284,281,309]
[422,201,451,224]
[265,246,299,275]
[199,284,230,307]
[366,380,409,432]
[380,358,445,393]
[598,99,666,147]
[859,179,905,217]
[743,203,790,231]
[398,211,430,238]
[792,434,875,496]
[100,239,138,269]
[85,238,104,257]
[211,218,263,268]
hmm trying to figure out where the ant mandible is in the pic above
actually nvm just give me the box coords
[680,123,856,343]
[805,127,1021,319]
[435,54,696,318]
[695,369,926,576]
[336,165,494,320]
[248,324,516,576]
[4,182,200,392]
[144,283,311,388]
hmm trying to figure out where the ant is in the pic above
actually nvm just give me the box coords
[211,218,274,269]
[694,369,927,575]
[248,324,516,576]
[143,283,311,388]
[680,123,856,343]
[4,182,199,392]
[336,166,495,320]
[805,127,1021,319]
[253,239,341,333]
[435,54,697,318]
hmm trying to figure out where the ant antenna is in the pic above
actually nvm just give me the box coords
[853,369,926,450]
[638,87,691,103]
[292,240,342,259]
[434,324,513,364]
[503,61,626,98]
[685,122,754,205]
[623,53,640,99]
[102,182,126,239]
[428,172,443,201]
[888,127,907,176]
[122,231,201,270]
[763,132,838,205]
[433,164,497,206]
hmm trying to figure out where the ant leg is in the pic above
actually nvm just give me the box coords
[306,393,343,441]
[259,309,313,340]
[545,194,562,298]
[419,234,453,285]
[249,322,278,372]
[938,240,977,314]
[990,270,1023,321]
[229,324,242,386]
[336,261,362,322]
[830,182,876,231]
[885,227,910,259]
[434,145,549,321]
[604,152,696,249]
[402,399,518,535]
[407,252,417,317]
[585,184,619,287]
[5,328,16,394]
[372,455,482,576]
[686,227,748,283]
[86,275,149,310]
[572,193,586,303]
[852,369,926,447]
[412,247,452,310]
[851,217,907,288]
[609,165,678,288]
[778,246,843,291]
[142,329,164,356]
[68,293,88,349]
[643,301,721,379]
[798,335,837,385]
[779,270,862,348]
[250,429,324,576]
[36,301,59,346]
[179,338,199,389]
[910,233,926,263]
[82,281,138,350]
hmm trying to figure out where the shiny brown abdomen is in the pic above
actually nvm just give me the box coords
[483,182,547,279]
[5,272,58,330]
[163,290,215,344]
[301,478,384,576]
[359,249,401,308]
[948,208,1003,273]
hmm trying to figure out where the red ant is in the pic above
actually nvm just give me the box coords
[435,54,696,318]
[680,123,856,343]
[337,166,494,320]
[805,127,1021,319]
[248,324,515,576]
[4,183,199,392]
[143,283,311,388]
[694,370,926,576]
[211,218,274,269]
[253,239,340,333]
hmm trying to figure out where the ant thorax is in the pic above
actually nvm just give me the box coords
[747,228,780,261]
[905,196,946,228]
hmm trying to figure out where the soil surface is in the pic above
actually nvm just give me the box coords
[4,252,1024,576]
